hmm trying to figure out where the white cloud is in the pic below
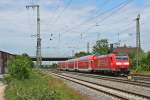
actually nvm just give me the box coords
[0,0,150,57]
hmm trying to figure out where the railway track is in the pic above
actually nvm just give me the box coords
[131,75,150,82]
[47,71,150,100]
[57,70,150,88]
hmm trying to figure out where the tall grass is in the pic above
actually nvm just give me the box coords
[5,70,85,100]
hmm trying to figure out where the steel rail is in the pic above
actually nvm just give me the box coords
[50,72,150,100]
[49,72,128,100]
[48,71,150,100]
[59,71,150,88]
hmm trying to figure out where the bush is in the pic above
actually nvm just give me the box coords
[5,71,83,100]
[8,55,33,80]
[139,58,150,72]
[22,53,34,68]
[3,74,13,84]
[133,52,150,72]
[126,50,149,71]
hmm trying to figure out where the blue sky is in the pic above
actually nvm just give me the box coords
[0,0,150,57]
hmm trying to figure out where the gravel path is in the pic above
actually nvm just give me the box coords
[0,82,6,100]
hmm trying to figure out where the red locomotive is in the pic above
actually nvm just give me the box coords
[58,53,130,75]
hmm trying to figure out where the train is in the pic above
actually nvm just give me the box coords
[58,53,130,75]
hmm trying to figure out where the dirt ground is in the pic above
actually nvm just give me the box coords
[0,82,6,100]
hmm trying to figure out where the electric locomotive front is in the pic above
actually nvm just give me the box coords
[112,54,130,75]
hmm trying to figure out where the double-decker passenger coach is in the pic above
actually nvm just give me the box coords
[58,53,130,75]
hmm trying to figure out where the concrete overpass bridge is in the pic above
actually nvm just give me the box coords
[31,56,73,61]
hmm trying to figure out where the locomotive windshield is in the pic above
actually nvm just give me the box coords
[116,56,128,61]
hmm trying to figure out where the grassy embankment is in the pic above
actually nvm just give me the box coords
[5,70,88,100]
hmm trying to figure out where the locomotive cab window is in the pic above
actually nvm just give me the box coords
[116,56,128,60]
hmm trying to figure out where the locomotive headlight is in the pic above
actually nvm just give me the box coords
[123,62,129,65]
[116,62,122,65]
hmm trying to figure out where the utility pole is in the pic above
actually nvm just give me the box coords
[87,42,90,54]
[72,50,74,57]
[118,33,120,46]
[136,14,141,68]
[80,33,83,40]
[26,5,42,68]
[97,33,100,40]
[59,33,61,41]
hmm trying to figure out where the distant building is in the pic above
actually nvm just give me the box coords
[112,46,137,55]
[0,51,15,74]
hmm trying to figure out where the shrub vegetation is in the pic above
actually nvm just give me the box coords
[5,70,85,100]
[129,51,150,72]
[5,54,86,100]
[8,54,33,80]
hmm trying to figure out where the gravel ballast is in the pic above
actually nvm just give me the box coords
[49,72,119,100]
[61,72,150,97]
[63,79,119,100]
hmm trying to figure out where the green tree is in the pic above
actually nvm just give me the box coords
[147,51,150,59]
[128,52,136,69]
[92,39,110,55]
[22,53,34,67]
[8,54,33,80]
[74,51,90,57]
[133,52,150,72]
